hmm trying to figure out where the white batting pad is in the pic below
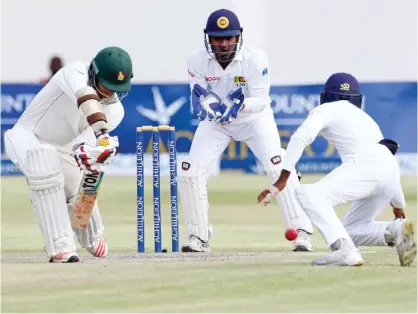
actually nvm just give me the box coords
[177,157,210,242]
[262,149,313,233]
[67,196,104,248]
[25,144,76,256]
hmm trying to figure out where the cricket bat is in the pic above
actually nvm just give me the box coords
[70,137,110,229]
[70,172,104,229]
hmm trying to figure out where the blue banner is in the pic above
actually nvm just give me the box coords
[2,82,416,175]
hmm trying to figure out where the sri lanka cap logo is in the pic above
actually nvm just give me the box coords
[217,16,229,29]
[117,71,125,81]
[340,83,350,91]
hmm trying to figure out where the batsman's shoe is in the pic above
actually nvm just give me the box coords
[312,239,364,266]
[181,235,211,253]
[387,219,417,266]
[49,252,80,263]
[86,236,108,257]
[293,229,313,252]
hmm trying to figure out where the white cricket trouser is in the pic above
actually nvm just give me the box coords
[190,111,281,173]
[296,144,400,248]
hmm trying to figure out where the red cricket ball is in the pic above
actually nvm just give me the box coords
[285,228,298,241]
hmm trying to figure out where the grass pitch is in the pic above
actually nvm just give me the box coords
[1,174,417,313]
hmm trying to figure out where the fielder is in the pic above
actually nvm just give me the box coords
[177,9,314,253]
[4,46,133,263]
[258,72,417,267]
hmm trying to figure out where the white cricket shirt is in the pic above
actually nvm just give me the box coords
[187,46,272,119]
[282,100,406,208]
[16,61,124,147]
[282,100,385,170]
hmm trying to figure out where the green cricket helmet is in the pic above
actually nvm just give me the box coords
[89,46,133,101]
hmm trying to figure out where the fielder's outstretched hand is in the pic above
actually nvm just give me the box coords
[392,206,406,219]
[257,170,290,205]
[257,186,279,205]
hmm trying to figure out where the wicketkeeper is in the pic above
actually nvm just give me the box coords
[178,9,314,253]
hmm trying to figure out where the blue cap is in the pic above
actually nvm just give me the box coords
[324,72,361,96]
[205,9,242,37]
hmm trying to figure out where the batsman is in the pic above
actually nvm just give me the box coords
[178,9,314,252]
[4,46,133,263]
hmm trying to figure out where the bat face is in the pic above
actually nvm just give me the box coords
[71,172,104,229]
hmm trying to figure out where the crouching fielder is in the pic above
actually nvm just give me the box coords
[177,8,313,253]
[4,47,133,263]
[258,72,417,267]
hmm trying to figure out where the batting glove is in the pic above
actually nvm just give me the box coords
[95,133,119,166]
[96,132,119,148]
[73,141,118,175]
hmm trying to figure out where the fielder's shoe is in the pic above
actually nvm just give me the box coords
[181,235,211,253]
[386,219,417,266]
[293,229,313,252]
[312,238,364,266]
[86,236,108,257]
[49,252,80,263]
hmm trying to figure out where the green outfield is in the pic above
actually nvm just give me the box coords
[1,174,417,313]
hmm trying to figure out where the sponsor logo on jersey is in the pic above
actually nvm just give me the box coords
[205,76,220,81]
[270,155,281,165]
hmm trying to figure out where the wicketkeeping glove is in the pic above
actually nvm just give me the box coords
[217,88,245,125]
[192,84,223,121]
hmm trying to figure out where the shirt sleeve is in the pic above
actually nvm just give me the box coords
[103,101,125,132]
[242,50,271,112]
[281,106,329,171]
[391,182,406,209]
[69,102,124,151]
[187,51,208,92]
[53,62,90,105]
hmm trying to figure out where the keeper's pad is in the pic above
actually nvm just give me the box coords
[261,149,314,233]
[25,144,76,256]
[68,196,104,249]
[177,157,210,242]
